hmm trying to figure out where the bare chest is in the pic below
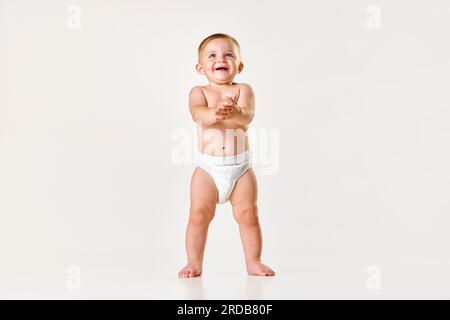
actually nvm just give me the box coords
[202,87,240,109]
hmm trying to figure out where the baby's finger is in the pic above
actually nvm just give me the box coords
[217,106,229,112]
[217,110,230,116]
[224,99,237,107]
[222,102,234,109]
[225,100,233,106]
[223,96,235,103]
[218,106,231,113]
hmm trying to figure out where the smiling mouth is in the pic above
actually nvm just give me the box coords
[215,67,229,71]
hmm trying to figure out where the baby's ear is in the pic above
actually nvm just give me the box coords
[238,62,244,74]
[195,63,205,75]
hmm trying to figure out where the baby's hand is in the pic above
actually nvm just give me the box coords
[215,91,240,121]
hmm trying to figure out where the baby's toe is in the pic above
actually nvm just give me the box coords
[179,268,189,278]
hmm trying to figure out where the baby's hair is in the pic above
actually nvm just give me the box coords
[198,33,241,61]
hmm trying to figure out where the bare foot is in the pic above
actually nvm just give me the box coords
[179,262,202,278]
[246,261,275,276]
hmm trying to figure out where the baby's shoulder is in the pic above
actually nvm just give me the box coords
[235,83,255,96]
[189,85,207,97]
[190,85,205,92]
[235,82,254,92]
[235,82,253,90]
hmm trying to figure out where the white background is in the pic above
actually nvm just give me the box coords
[1,0,450,299]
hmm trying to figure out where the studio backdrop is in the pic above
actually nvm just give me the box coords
[1,0,449,298]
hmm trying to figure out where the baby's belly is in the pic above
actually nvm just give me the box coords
[197,124,249,156]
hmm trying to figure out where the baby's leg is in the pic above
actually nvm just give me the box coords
[229,169,275,276]
[179,167,217,278]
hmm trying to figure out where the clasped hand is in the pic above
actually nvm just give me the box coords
[215,96,240,121]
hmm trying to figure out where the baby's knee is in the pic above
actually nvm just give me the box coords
[189,205,215,225]
[233,205,259,226]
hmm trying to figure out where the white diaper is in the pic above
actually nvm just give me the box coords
[196,150,252,204]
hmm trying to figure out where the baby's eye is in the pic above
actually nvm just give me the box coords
[208,53,216,58]
[225,53,234,58]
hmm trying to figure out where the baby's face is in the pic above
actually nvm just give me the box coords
[197,38,243,85]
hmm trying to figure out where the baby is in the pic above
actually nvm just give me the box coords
[179,33,275,277]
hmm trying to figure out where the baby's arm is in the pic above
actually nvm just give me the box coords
[189,86,219,126]
[228,84,255,126]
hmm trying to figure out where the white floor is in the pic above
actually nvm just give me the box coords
[2,248,450,299]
